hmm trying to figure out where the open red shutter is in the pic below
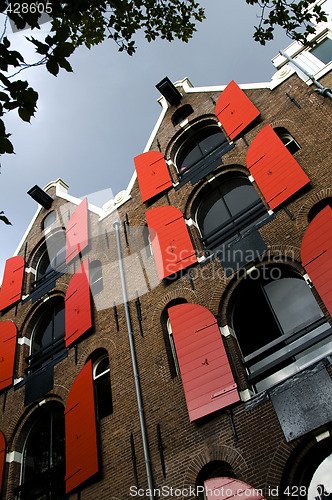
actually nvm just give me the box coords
[66,198,88,264]
[0,431,5,493]
[134,151,172,203]
[0,256,24,311]
[204,478,266,499]
[215,80,260,140]
[145,206,197,279]
[0,321,17,391]
[168,304,239,421]
[301,206,332,316]
[65,360,98,493]
[65,260,91,347]
[246,125,310,210]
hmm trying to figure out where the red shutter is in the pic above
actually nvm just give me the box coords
[0,431,5,493]
[65,360,98,493]
[246,124,310,210]
[215,80,260,140]
[204,478,266,499]
[145,206,197,280]
[66,198,88,264]
[134,151,173,203]
[65,260,91,348]
[0,321,17,391]
[168,304,239,422]
[301,206,332,316]
[0,256,25,311]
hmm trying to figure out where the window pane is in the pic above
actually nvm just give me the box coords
[32,310,53,353]
[264,278,324,335]
[95,356,109,377]
[53,305,65,340]
[42,211,56,231]
[95,372,113,419]
[223,179,260,216]
[310,37,332,65]
[198,190,229,236]
[178,125,226,171]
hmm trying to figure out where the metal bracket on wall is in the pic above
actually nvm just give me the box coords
[74,344,78,365]
[157,423,166,478]
[130,433,139,488]
[2,391,7,413]
[113,302,119,332]
[135,291,144,337]
[282,205,295,221]
[123,220,129,247]
[285,93,301,109]
[187,269,195,290]
[227,408,238,441]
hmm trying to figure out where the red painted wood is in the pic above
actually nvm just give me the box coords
[134,151,173,202]
[65,260,92,348]
[246,125,310,210]
[65,360,98,493]
[204,478,266,499]
[0,256,25,311]
[215,80,260,140]
[301,206,332,316]
[0,431,6,493]
[168,304,239,421]
[66,198,89,264]
[145,206,197,279]
[0,321,17,391]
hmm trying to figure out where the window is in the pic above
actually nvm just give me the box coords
[196,461,236,500]
[171,104,193,126]
[17,404,65,500]
[28,299,66,373]
[41,211,57,231]
[143,226,153,257]
[92,351,112,420]
[197,175,267,251]
[35,232,66,283]
[232,266,332,392]
[310,37,332,65]
[173,121,234,189]
[274,127,300,155]
[89,260,103,296]
[308,198,332,223]
[161,299,187,378]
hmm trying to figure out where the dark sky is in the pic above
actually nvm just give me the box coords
[0,0,292,274]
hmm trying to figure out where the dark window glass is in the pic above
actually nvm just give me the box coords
[30,300,66,372]
[197,176,265,245]
[310,37,332,65]
[177,125,227,172]
[308,198,332,223]
[196,461,236,500]
[42,211,57,231]
[93,354,112,420]
[232,268,330,392]
[20,405,65,500]
[36,233,66,281]
[274,127,300,155]
[171,104,193,126]
[90,260,103,296]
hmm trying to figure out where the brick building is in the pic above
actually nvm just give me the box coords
[0,4,332,499]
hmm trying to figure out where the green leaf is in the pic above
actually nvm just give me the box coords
[18,107,32,122]
[0,137,14,154]
[0,212,12,225]
[46,58,59,76]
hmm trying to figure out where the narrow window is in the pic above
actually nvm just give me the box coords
[166,318,180,377]
[171,104,194,126]
[310,37,332,65]
[90,260,103,296]
[41,210,57,231]
[274,127,300,155]
[93,352,113,420]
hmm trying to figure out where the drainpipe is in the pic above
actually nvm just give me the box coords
[279,50,332,100]
[113,221,155,500]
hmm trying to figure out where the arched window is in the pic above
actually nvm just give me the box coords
[174,121,234,189]
[35,232,66,282]
[197,175,267,250]
[274,127,300,155]
[41,211,57,231]
[161,299,187,378]
[91,350,113,420]
[171,104,193,126]
[176,123,228,174]
[308,198,332,223]
[89,260,103,296]
[232,266,332,392]
[17,404,65,500]
[196,461,236,500]
[143,225,153,258]
[28,298,66,373]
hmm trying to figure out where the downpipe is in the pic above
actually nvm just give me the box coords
[113,221,155,500]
